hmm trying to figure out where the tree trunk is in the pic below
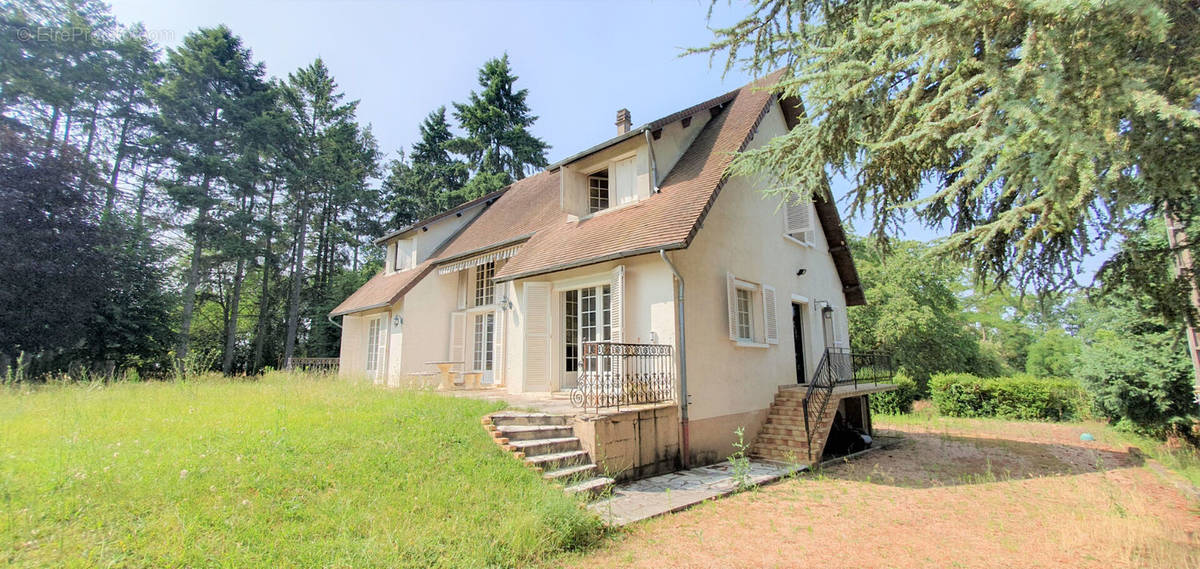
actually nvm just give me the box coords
[283,201,310,367]
[105,115,133,218]
[177,206,207,373]
[222,255,247,375]
[252,180,278,372]
[1163,205,1200,421]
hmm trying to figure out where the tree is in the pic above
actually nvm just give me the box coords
[149,26,272,371]
[698,0,1200,291]
[848,236,1003,389]
[383,107,470,226]
[278,58,379,365]
[451,54,548,199]
[1025,329,1081,379]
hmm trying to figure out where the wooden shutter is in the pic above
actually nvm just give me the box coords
[449,312,466,362]
[613,157,637,205]
[492,310,505,385]
[726,272,739,340]
[785,197,813,242]
[456,270,468,310]
[523,282,551,391]
[610,265,625,342]
[762,285,779,344]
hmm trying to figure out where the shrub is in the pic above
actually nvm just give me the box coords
[869,371,918,414]
[930,373,1088,421]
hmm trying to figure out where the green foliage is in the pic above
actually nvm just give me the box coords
[848,237,1004,389]
[869,372,918,415]
[1025,329,1081,379]
[700,0,1200,294]
[450,54,549,199]
[930,373,1089,422]
[727,426,752,490]
[0,373,603,566]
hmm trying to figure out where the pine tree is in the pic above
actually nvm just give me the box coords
[451,54,548,199]
[383,107,469,225]
[698,0,1200,293]
[149,26,272,371]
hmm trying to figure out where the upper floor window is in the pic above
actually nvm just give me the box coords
[784,198,815,245]
[474,261,495,306]
[588,171,609,213]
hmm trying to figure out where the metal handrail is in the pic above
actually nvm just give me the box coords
[285,357,340,374]
[571,342,675,413]
[801,348,894,459]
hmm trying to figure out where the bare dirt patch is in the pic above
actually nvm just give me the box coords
[570,418,1200,569]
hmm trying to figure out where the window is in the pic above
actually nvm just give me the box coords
[588,171,609,213]
[473,312,494,371]
[474,261,495,306]
[726,273,779,346]
[563,285,611,372]
[365,317,385,379]
[735,288,753,340]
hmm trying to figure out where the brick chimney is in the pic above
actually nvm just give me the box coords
[615,108,632,135]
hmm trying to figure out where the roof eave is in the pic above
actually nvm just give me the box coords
[495,242,688,283]
[373,187,509,245]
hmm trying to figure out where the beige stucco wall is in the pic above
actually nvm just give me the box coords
[573,404,680,481]
[672,98,852,464]
[503,253,677,394]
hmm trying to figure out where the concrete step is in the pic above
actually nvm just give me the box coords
[543,462,599,481]
[505,436,581,456]
[495,424,575,441]
[525,449,589,471]
[486,412,571,427]
[751,450,812,464]
[565,476,615,497]
[754,439,821,453]
[759,424,808,437]
[757,433,822,446]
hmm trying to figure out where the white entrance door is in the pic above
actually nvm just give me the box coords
[561,286,611,390]
[472,311,496,384]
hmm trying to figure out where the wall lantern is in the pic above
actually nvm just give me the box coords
[392,314,403,328]
[796,268,807,276]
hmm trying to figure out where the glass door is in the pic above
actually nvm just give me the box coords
[472,312,495,384]
[561,286,611,389]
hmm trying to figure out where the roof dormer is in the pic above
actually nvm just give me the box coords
[560,137,650,219]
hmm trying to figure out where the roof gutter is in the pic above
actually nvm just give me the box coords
[643,128,660,192]
[659,249,690,469]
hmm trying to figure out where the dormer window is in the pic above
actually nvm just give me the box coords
[394,243,408,271]
[588,171,609,213]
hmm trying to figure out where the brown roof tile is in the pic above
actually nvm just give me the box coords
[329,261,433,316]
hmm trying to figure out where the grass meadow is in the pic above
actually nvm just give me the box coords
[0,372,602,568]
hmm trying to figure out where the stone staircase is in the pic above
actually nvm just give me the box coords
[483,411,614,496]
[751,387,840,464]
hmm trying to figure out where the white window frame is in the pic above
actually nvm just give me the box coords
[728,276,771,349]
[365,315,385,379]
[735,287,753,341]
[587,171,609,213]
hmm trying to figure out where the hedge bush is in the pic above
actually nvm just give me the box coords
[929,373,1088,421]
[869,371,918,415]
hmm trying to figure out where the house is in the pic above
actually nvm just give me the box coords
[330,74,895,479]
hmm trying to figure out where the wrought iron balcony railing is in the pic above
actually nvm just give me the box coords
[571,342,675,413]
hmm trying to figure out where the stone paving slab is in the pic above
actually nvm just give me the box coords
[588,459,806,526]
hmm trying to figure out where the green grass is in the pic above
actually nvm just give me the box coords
[0,372,602,568]
[876,403,1200,487]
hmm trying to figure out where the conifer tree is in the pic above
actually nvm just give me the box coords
[451,54,548,199]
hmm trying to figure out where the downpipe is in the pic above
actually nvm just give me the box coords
[659,249,690,468]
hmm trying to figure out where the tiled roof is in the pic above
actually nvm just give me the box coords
[493,75,777,281]
[329,261,433,317]
[332,72,866,316]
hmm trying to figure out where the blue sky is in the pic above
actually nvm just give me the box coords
[106,0,1107,279]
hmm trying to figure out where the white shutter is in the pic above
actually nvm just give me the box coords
[456,270,468,310]
[785,197,813,243]
[762,285,779,344]
[492,310,505,385]
[614,157,637,206]
[523,282,551,391]
[726,272,739,340]
[610,265,625,342]
[449,312,466,362]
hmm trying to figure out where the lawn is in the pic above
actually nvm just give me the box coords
[571,408,1200,569]
[0,373,602,568]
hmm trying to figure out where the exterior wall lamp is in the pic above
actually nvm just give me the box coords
[392,314,403,328]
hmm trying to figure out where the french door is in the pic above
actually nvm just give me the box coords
[561,285,611,389]
[472,311,495,384]
[365,316,386,383]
